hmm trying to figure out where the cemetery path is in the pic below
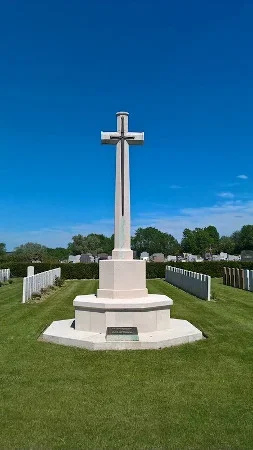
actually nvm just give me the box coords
[0,278,252,449]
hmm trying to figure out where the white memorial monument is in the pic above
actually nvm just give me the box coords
[42,112,203,350]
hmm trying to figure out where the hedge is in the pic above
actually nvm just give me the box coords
[0,263,99,279]
[160,261,253,278]
[2,261,253,279]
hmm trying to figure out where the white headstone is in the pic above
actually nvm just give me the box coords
[27,266,34,277]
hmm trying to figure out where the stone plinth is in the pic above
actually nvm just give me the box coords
[74,294,172,333]
[41,318,203,351]
[41,292,203,350]
[97,259,148,299]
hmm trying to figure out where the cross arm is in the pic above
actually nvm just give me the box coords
[101,132,120,144]
[126,132,144,145]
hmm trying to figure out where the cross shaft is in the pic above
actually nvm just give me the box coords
[101,112,144,259]
[109,117,135,216]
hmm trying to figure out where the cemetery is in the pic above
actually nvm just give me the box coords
[1,111,253,447]
[1,0,253,446]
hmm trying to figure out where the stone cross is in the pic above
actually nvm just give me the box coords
[101,112,144,260]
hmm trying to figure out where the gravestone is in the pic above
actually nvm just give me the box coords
[228,267,232,286]
[235,268,240,288]
[223,267,228,285]
[140,252,149,261]
[68,255,81,263]
[249,271,253,291]
[232,268,236,287]
[27,266,34,277]
[97,253,108,261]
[80,253,93,263]
[228,255,240,261]
[167,255,177,262]
[241,250,253,262]
[239,269,244,290]
[152,253,165,262]
[244,269,250,290]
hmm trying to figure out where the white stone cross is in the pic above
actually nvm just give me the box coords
[101,112,144,260]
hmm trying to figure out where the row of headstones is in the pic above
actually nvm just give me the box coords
[0,268,10,282]
[22,267,61,303]
[165,266,211,301]
[68,253,110,263]
[223,267,253,291]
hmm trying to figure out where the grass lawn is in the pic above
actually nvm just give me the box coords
[0,278,253,449]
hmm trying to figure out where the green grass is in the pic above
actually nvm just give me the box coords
[0,278,253,449]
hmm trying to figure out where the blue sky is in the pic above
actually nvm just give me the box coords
[1,0,253,250]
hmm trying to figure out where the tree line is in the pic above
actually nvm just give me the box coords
[0,224,253,262]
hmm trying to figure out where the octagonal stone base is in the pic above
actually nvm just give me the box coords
[41,293,203,350]
[41,318,203,350]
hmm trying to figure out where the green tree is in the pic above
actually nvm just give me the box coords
[219,236,236,254]
[99,234,114,255]
[67,233,114,256]
[195,228,211,255]
[181,229,198,254]
[237,225,253,251]
[231,230,242,254]
[46,247,69,261]
[165,234,181,255]
[204,226,220,253]
[131,227,180,256]
[181,226,220,256]
[84,234,103,255]
[0,243,6,256]
[13,242,48,262]
[67,234,88,255]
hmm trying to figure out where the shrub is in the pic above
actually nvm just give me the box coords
[54,277,64,287]
[40,287,48,295]
[0,263,100,279]
[147,261,253,279]
[2,261,253,280]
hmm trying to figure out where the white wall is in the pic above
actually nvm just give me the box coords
[22,268,61,304]
[165,266,211,301]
